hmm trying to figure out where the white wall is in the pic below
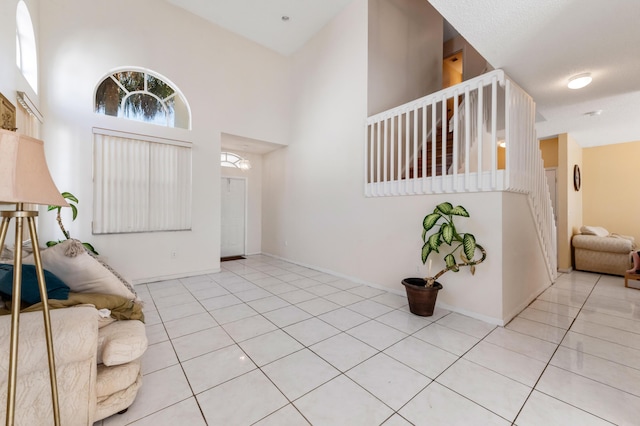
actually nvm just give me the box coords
[368,0,443,115]
[34,0,291,283]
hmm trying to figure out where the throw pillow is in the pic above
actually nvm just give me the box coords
[23,239,136,301]
[580,225,609,237]
[0,263,70,305]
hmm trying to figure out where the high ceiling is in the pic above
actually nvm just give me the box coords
[167,0,640,148]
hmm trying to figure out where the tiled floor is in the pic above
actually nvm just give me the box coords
[96,255,640,425]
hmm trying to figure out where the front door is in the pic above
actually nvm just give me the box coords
[220,177,246,257]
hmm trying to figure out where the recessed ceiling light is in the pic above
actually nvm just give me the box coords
[281,15,290,22]
[568,73,592,89]
[584,110,603,117]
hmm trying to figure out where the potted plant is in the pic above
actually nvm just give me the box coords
[402,202,486,316]
[47,191,99,255]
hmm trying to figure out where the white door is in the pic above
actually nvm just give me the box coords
[220,177,246,257]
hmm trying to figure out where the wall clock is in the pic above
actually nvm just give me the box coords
[573,164,581,191]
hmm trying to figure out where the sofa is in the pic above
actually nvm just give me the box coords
[572,226,636,276]
[0,239,147,424]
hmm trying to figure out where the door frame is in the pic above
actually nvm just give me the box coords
[220,175,249,257]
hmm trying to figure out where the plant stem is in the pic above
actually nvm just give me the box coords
[57,211,70,239]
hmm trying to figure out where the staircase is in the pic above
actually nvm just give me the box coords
[404,125,453,179]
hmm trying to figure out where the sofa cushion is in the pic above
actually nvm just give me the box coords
[96,359,141,398]
[0,263,70,304]
[580,225,610,237]
[23,239,136,301]
[97,319,147,366]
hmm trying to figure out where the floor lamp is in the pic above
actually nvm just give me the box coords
[0,129,68,425]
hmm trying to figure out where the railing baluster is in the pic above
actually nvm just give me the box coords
[431,99,437,193]
[382,118,388,195]
[477,83,483,190]
[464,86,471,191]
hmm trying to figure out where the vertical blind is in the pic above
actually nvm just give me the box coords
[93,128,192,234]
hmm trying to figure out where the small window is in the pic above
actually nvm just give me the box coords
[16,1,38,93]
[95,69,190,129]
[221,152,251,170]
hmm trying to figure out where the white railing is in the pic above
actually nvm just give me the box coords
[364,69,557,280]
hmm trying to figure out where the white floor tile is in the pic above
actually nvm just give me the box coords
[235,287,273,302]
[253,404,311,426]
[437,358,531,421]
[436,312,497,338]
[278,289,317,304]
[163,312,218,339]
[284,317,341,346]
[141,340,178,375]
[348,285,386,298]
[199,294,243,311]
[145,323,169,345]
[297,297,341,316]
[463,341,546,387]
[536,365,640,425]
[157,302,206,323]
[576,309,640,334]
[375,309,432,334]
[381,414,412,425]
[516,307,575,330]
[484,327,557,362]
[506,317,567,344]
[310,332,377,372]
[561,330,640,370]
[318,307,369,332]
[239,329,304,366]
[413,323,480,356]
[263,305,313,328]
[346,353,430,410]
[127,397,206,426]
[182,344,256,394]
[306,284,342,297]
[384,336,458,379]
[551,345,640,397]
[262,349,340,400]
[347,320,408,350]
[527,299,581,318]
[294,375,394,425]
[348,300,394,318]
[399,382,511,426]
[370,292,408,309]
[515,390,613,426]
[323,290,365,306]
[197,370,288,425]
[570,318,640,350]
[103,365,192,425]
[171,326,234,361]
[209,303,258,325]
[221,314,278,342]
[247,296,291,314]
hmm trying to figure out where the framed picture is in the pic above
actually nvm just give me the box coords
[0,92,17,132]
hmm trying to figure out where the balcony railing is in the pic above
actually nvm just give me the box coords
[364,70,557,280]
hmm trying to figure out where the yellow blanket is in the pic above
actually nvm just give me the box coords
[0,292,144,322]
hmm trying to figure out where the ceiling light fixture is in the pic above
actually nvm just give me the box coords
[567,73,592,90]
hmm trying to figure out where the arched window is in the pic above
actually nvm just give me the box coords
[95,69,190,129]
[16,0,38,93]
[221,152,251,170]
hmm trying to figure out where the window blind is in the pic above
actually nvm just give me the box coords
[93,128,192,234]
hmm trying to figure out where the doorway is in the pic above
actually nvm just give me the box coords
[220,177,246,258]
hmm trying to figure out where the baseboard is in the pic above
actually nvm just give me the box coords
[131,267,221,285]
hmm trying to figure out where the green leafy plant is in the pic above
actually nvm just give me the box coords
[47,191,98,255]
[421,202,486,286]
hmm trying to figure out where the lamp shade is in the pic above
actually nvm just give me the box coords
[0,129,68,206]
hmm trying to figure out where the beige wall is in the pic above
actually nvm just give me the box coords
[583,140,640,243]
[367,0,443,115]
[540,137,559,168]
[557,133,583,271]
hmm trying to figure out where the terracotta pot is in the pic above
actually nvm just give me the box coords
[402,278,443,316]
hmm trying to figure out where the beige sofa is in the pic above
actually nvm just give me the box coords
[572,226,636,276]
[0,239,147,424]
[0,306,147,425]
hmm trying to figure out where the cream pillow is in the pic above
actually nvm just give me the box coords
[23,239,136,300]
[580,225,610,237]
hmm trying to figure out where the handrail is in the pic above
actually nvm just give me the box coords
[364,69,557,281]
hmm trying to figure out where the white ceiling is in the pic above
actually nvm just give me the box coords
[168,0,640,148]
